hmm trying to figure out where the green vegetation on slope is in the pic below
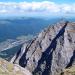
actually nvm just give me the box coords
[0,58,32,75]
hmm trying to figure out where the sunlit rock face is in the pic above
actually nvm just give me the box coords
[11,21,75,75]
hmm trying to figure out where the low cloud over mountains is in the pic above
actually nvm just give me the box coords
[0,1,75,17]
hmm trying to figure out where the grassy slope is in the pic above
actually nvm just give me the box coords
[0,58,32,75]
[61,65,75,75]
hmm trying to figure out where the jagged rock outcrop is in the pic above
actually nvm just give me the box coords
[0,58,32,75]
[11,21,75,75]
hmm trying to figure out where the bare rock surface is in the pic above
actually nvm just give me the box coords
[11,21,75,75]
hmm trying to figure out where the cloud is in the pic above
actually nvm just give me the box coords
[0,1,75,17]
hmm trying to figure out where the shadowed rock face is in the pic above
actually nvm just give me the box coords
[11,21,75,75]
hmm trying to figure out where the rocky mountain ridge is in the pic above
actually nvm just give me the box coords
[11,21,75,75]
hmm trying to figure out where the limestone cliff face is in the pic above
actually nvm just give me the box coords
[11,21,75,75]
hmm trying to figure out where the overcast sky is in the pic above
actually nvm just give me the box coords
[0,0,75,18]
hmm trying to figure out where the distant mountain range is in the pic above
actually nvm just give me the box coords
[0,17,60,42]
[0,17,75,42]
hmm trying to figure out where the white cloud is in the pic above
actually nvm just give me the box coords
[0,1,75,17]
